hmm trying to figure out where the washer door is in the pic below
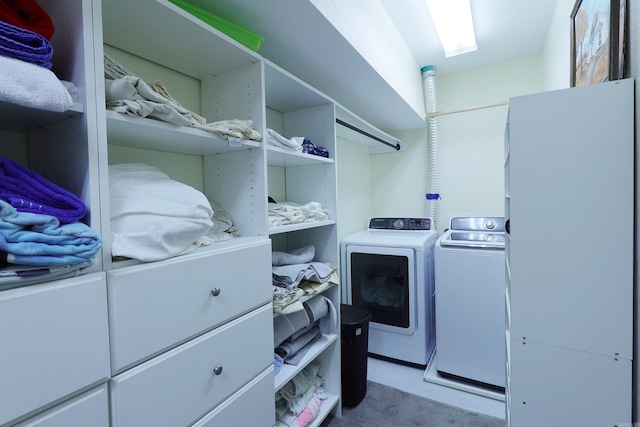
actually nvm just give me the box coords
[345,245,416,335]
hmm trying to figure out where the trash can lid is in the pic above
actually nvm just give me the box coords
[340,304,372,326]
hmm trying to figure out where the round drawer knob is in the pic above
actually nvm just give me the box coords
[213,365,223,376]
[210,288,221,297]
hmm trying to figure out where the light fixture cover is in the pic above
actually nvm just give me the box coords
[426,0,477,57]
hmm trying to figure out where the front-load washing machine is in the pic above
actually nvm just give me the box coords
[341,217,438,367]
[435,216,506,389]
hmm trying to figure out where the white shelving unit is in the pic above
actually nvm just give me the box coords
[0,1,402,425]
[97,0,274,426]
[265,59,342,426]
[0,1,109,426]
[505,79,634,426]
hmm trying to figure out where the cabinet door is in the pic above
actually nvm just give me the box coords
[107,240,271,373]
[193,368,275,427]
[12,385,109,427]
[509,340,630,427]
[110,304,273,427]
[0,274,110,426]
[507,79,633,358]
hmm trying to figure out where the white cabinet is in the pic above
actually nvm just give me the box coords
[0,1,109,425]
[265,60,342,425]
[110,305,273,427]
[0,0,404,425]
[0,274,110,426]
[107,240,271,373]
[96,0,274,425]
[11,385,109,427]
[505,79,634,425]
[192,368,275,427]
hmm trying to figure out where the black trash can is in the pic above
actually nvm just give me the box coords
[340,303,372,408]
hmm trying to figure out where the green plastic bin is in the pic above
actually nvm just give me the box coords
[168,0,263,52]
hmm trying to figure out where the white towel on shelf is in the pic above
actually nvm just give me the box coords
[109,163,214,262]
[267,128,304,152]
[0,55,73,112]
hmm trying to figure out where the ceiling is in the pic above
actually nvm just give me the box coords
[381,0,559,75]
[182,0,560,133]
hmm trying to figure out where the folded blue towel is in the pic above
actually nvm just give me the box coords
[302,138,329,158]
[0,20,53,68]
[0,200,101,266]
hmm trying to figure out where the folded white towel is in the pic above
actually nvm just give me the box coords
[267,128,304,152]
[0,55,73,112]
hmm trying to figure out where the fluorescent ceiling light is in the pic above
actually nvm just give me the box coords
[426,0,477,58]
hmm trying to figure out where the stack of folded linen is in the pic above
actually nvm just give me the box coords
[266,128,330,158]
[268,200,330,227]
[0,157,101,290]
[275,364,327,427]
[0,1,74,111]
[267,128,304,152]
[272,245,339,371]
[104,54,262,141]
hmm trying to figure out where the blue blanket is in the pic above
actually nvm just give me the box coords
[0,200,101,266]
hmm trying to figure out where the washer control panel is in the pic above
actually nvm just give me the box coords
[369,217,432,231]
[449,216,505,232]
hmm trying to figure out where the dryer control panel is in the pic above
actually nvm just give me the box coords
[369,217,432,231]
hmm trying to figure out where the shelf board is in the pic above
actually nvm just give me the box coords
[102,0,260,80]
[265,60,332,113]
[268,220,336,235]
[267,145,333,167]
[274,333,338,392]
[106,110,261,156]
[0,102,83,132]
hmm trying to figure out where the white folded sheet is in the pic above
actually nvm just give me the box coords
[109,163,214,262]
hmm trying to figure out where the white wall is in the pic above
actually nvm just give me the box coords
[337,55,543,238]
[353,55,542,235]
[336,137,375,243]
[542,0,574,91]
[335,0,574,238]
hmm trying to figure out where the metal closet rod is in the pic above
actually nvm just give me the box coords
[336,118,401,150]
[425,100,509,118]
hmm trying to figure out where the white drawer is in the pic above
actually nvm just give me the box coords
[0,274,110,427]
[110,304,273,427]
[12,384,109,427]
[193,367,275,427]
[107,240,271,373]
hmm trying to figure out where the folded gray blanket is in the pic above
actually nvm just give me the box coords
[273,294,337,347]
[272,244,315,266]
[275,323,322,365]
[272,261,334,289]
[0,20,53,68]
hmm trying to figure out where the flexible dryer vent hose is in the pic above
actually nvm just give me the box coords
[421,65,440,231]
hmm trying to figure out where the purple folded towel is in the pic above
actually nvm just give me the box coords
[0,157,86,223]
[0,20,53,68]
